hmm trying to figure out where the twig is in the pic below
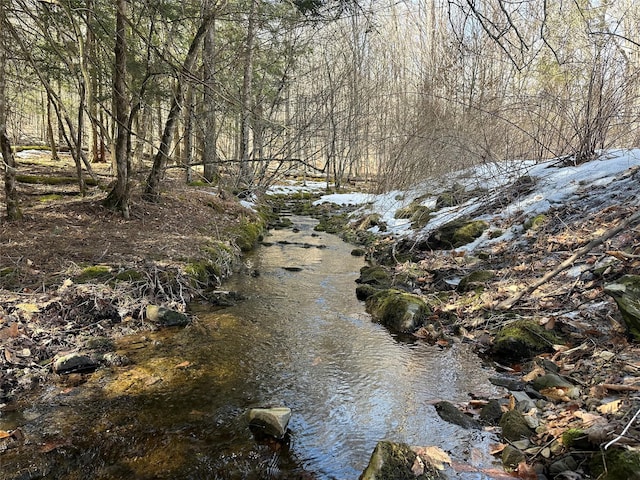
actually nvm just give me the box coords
[604,406,640,450]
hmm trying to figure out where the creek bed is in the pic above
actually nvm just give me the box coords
[1,216,500,479]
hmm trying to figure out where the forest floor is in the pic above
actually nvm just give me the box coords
[0,152,256,404]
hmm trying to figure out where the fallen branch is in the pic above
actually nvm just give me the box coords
[497,207,640,310]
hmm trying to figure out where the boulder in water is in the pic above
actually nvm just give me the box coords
[248,407,291,439]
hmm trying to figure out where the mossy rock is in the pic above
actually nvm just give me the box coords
[452,220,488,246]
[410,206,434,229]
[314,213,349,234]
[76,265,112,283]
[604,275,640,341]
[499,409,533,442]
[492,319,559,362]
[365,289,431,333]
[359,441,443,480]
[458,270,496,292]
[502,445,526,470]
[561,428,591,449]
[422,218,488,250]
[523,214,547,232]
[232,217,265,252]
[356,284,382,301]
[357,265,392,288]
[590,448,640,480]
[435,191,460,208]
[351,248,366,257]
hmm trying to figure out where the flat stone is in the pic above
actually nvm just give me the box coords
[53,353,97,374]
[248,407,291,439]
[145,305,190,327]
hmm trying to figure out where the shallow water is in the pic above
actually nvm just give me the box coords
[1,216,501,479]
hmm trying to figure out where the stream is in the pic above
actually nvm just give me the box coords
[1,216,501,479]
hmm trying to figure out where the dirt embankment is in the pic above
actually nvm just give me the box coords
[0,154,265,405]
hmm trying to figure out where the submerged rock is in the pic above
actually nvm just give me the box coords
[53,353,97,374]
[604,275,640,341]
[248,407,291,439]
[145,305,190,327]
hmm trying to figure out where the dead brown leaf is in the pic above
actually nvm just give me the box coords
[0,323,19,340]
[573,410,604,427]
[490,443,507,455]
[412,445,452,471]
[597,399,622,414]
[516,461,538,480]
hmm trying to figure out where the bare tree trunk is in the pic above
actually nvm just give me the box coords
[183,83,194,183]
[238,0,257,188]
[202,1,219,184]
[104,0,131,218]
[46,91,59,161]
[0,1,21,220]
[144,17,212,201]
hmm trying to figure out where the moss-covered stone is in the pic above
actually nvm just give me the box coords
[315,212,349,234]
[458,269,496,292]
[590,448,640,480]
[232,216,265,252]
[76,265,112,283]
[351,248,366,257]
[502,445,526,470]
[421,217,488,250]
[523,214,547,232]
[604,275,640,341]
[356,284,381,301]
[452,220,489,246]
[357,265,392,288]
[499,409,533,442]
[365,289,431,333]
[492,319,559,362]
[561,428,590,449]
[359,441,443,480]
